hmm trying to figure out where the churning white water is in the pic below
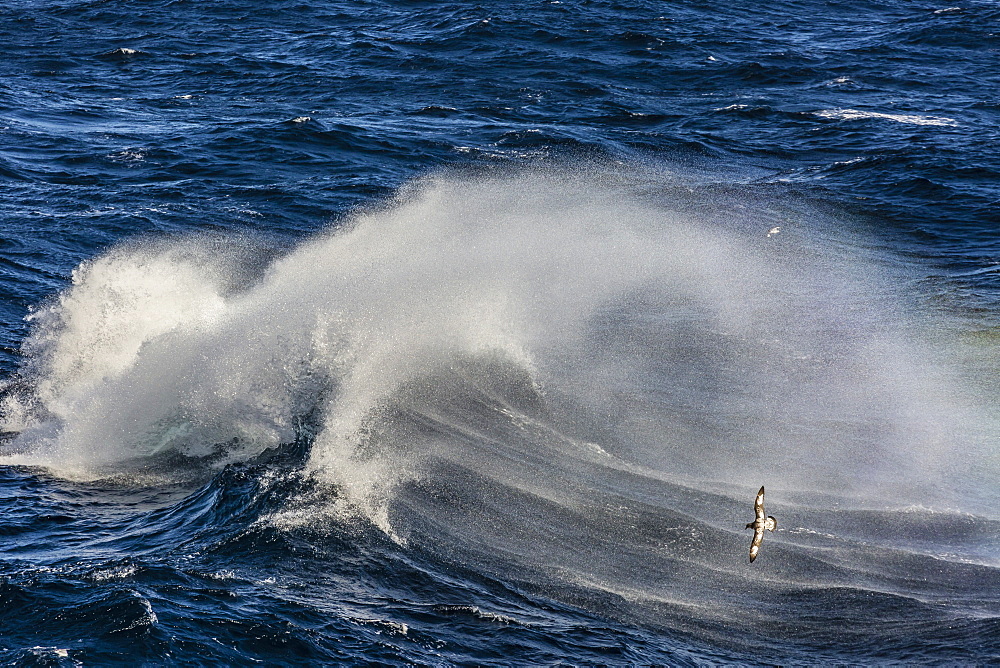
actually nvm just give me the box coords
[1,167,994,527]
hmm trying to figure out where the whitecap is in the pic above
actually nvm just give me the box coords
[353,617,409,635]
[89,563,138,582]
[433,604,522,625]
[207,569,236,581]
[28,647,71,660]
[103,47,145,57]
[823,76,856,87]
[108,148,145,164]
[814,108,958,127]
[118,594,158,632]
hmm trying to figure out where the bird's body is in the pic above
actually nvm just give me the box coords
[746,486,776,563]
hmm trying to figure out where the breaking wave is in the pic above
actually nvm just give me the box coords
[3,165,999,645]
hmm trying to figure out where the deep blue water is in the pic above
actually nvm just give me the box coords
[1,0,999,664]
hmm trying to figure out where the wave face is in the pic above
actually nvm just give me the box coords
[3,169,999,662]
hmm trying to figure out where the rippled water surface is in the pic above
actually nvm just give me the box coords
[1,0,999,664]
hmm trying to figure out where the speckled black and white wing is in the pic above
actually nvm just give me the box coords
[749,524,765,563]
[748,486,769,563]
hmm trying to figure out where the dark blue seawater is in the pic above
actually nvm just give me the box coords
[1,0,999,664]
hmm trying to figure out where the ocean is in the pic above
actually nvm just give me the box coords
[1,0,999,664]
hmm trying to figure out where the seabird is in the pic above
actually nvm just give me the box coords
[745,486,776,563]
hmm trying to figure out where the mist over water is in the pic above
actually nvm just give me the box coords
[2,166,998,649]
[2,166,986,498]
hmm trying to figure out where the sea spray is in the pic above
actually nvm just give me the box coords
[0,167,985,517]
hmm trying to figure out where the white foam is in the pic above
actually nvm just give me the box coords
[353,617,409,635]
[814,108,958,127]
[104,47,144,57]
[89,563,139,582]
[117,593,158,632]
[108,148,146,164]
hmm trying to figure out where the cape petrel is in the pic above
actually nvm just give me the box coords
[746,486,776,563]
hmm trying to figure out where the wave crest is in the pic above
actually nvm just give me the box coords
[0,167,986,524]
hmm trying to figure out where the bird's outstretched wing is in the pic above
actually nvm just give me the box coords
[749,525,764,562]
[755,486,766,522]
